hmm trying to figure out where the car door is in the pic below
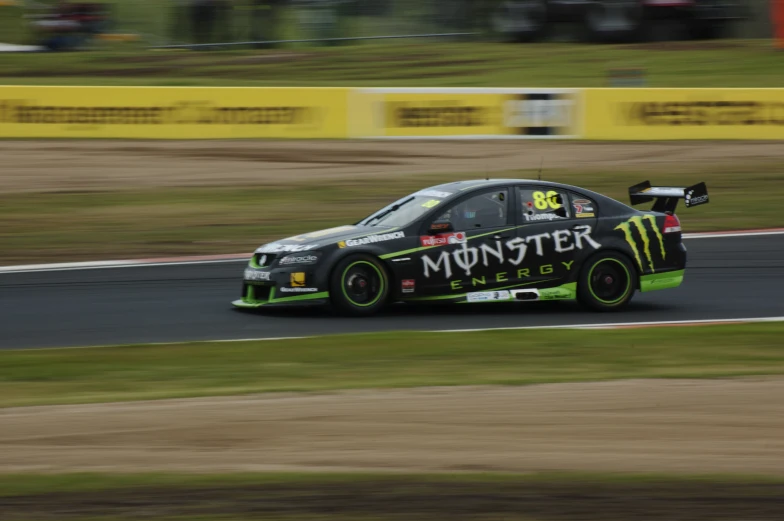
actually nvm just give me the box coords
[513,185,601,289]
[414,186,515,298]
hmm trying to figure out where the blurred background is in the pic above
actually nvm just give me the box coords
[0,0,772,52]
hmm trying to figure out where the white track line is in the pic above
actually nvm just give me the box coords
[685,229,784,239]
[1,228,783,275]
[433,316,784,333]
[13,316,784,351]
[0,257,248,274]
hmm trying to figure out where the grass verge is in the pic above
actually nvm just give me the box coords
[2,165,783,265]
[1,471,784,521]
[2,323,784,408]
[0,40,782,87]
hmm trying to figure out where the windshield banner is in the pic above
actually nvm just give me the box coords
[349,88,581,139]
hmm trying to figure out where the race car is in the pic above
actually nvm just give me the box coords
[233,178,709,316]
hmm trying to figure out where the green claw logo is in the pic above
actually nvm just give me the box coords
[615,215,665,272]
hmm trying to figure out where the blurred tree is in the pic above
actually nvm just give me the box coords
[249,0,284,47]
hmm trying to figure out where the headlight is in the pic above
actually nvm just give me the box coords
[277,252,320,266]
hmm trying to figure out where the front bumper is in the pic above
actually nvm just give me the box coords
[232,265,330,309]
[232,284,330,309]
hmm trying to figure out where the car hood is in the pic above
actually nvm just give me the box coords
[253,224,402,254]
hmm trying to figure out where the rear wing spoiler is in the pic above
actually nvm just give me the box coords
[628,180,709,212]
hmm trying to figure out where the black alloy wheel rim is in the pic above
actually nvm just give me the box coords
[589,259,630,304]
[342,261,384,307]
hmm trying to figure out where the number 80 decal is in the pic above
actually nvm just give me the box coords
[532,191,562,210]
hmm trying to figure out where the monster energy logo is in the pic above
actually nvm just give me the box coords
[615,215,666,272]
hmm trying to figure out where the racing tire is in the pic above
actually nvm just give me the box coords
[577,252,637,311]
[330,254,390,317]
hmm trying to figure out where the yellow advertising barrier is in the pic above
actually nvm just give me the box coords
[0,86,348,139]
[584,88,784,140]
[349,88,581,139]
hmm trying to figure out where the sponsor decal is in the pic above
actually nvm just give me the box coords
[401,279,416,294]
[290,272,307,287]
[430,223,451,231]
[467,290,511,303]
[504,93,575,135]
[279,287,319,293]
[538,285,576,301]
[421,225,601,286]
[0,100,320,126]
[244,269,271,282]
[572,203,594,214]
[523,212,563,222]
[417,190,453,199]
[420,232,467,247]
[620,101,784,127]
[421,199,441,208]
[575,212,595,218]
[685,188,709,207]
[258,243,318,253]
[615,215,666,272]
[340,231,405,248]
[387,102,491,128]
[572,199,592,204]
[278,254,319,266]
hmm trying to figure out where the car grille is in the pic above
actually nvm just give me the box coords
[243,284,272,303]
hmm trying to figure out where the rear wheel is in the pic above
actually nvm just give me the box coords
[330,254,389,317]
[578,252,637,311]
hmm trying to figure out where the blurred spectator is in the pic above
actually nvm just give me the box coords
[250,0,284,48]
[190,0,216,44]
[184,0,236,46]
[30,1,110,51]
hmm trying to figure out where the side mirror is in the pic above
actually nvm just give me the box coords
[555,207,567,218]
[428,220,454,234]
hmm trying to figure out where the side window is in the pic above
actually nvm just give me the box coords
[569,193,597,219]
[517,187,570,223]
[434,189,508,230]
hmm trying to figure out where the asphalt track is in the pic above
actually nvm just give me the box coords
[1,234,783,350]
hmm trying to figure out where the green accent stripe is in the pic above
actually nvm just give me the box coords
[380,226,521,260]
[538,282,577,301]
[640,269,684,293]
[402,278,559,302]
[269,291,329,304]
[235,285,329,307]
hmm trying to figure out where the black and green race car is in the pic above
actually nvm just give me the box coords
[233,178,709,316]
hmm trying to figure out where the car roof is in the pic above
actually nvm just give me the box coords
[427,179,598,196]
[423,178,633,213]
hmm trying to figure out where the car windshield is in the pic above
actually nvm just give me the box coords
[359,191,451,227]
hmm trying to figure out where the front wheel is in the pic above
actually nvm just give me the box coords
[330,254,390,317]
[577,252,637,311]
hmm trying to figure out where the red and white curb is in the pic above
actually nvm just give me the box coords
[1,227,783,275]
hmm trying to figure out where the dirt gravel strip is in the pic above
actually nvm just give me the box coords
[3,140,784,193]
[2,378,784,475]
